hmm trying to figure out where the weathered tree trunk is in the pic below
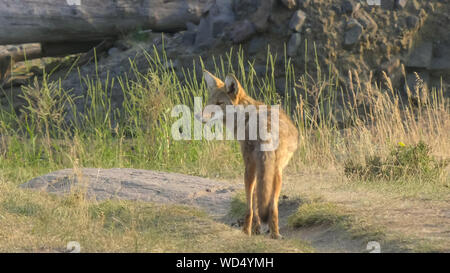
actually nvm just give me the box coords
[0,44,42,63]
[0,40,117,84]
[0,0,210,45]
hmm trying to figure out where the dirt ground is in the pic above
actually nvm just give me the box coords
[21,168,450,253]
[282,171,450,252]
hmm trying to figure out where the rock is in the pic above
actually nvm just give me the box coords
[365,0,381,6]
[194,17,214,50]
[186,21,198,33]
[406,42,433,69]
[230,19,256,43]
[298,0,310,9]
[433,41,445,58]
[250,0,274,32]
[232,0,258,18]
[381,0,395,9]
[212,19,229,38]
[192,0,235,50]
[344,19,363,47]
[429,42,450,76]
[356,10,378,33]
[289,10,307,32]
[341,0,360,15]
[209,0,235,37]
[406,15,419,29]
[395,0,408,9]
[287,33,302,57]
[182,31,196,46]
[107,47,120,56]
[281,0,296,9]
[429,57,450,76]
[21,168,241,218]
[331,4,342,15]
[248,36,266,55]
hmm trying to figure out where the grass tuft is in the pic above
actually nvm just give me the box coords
[344,141,449,183]
[288,202,349,228]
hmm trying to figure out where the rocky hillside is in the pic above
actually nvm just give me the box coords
[163,0,449,96]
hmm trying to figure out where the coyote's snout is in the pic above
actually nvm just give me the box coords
[201,70,298,239]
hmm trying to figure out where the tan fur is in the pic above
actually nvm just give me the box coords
[202,70,298,239]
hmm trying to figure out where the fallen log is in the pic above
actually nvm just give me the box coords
[0,0,210,45]
[0,41,109,84]
[0,44,42,63]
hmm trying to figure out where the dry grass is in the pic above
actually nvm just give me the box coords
[0,181,312,253]
[289,70,450,175]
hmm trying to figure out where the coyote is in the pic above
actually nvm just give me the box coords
[199,70,298,239]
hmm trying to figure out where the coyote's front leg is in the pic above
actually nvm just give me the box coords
[243,160,256,236]
[269,168,283,239]
[252,190,261,235]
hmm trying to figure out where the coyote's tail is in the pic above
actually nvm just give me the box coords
[256,162,277,223]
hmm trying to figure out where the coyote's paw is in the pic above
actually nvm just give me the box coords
[252,225,261,235]
[242,227,252,236]
[270,233,283,240]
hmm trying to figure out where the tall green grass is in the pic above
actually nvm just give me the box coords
[0,44,449,187]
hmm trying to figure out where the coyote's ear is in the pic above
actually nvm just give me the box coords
[225,74,242,97]
[203,70,224,90]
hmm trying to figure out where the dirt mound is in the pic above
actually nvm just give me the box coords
[20,168,241,218]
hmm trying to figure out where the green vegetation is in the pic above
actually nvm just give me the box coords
[344,141,449,182]
[228,191,247,220]
[288,202,349,228]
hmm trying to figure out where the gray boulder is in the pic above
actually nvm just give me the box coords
[429,42,450,76]
[182,31,196,46]
[406,15,419,29]
[281,0,296,9]
[341,0,360,15]
[356,10,378,33]
[248,36,266,55]
[209,0,235,37]
[381,0,395,9]
[289,10,307,32]
[21,168,241,218]
[194,17,215,50]
[186,21,198,33]
[406,42,433,69]
[230,20,256,43]
[193,0,235,50]
[395,0,408,9]
[107,47,120,56]
[344,19,363,47]
[287,33,302,57]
